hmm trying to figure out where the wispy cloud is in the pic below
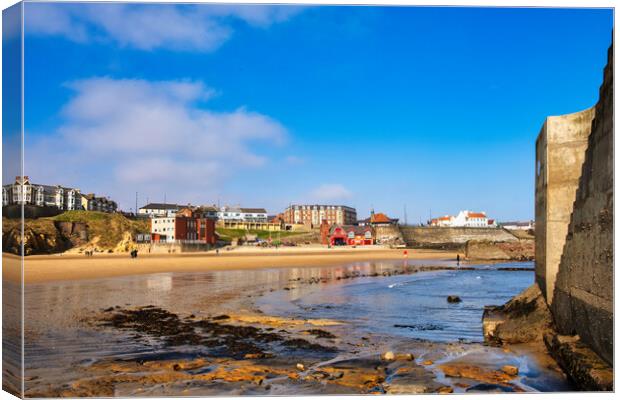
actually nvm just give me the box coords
[26,77,288,209]
[25,3,304,52]
[310,184,353,202]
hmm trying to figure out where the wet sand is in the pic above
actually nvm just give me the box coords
[15,259,573,396]
[7,248,457,283]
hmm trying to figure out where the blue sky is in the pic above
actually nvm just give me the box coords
[20,3,612,222]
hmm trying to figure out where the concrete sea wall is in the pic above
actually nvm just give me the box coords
[550,45,614,366]
[534,107,595,302]
[374,225,403,243]
[400,227,517,249]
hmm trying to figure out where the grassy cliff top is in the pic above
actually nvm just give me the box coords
[51,211,150,248]
[215,228,305,241]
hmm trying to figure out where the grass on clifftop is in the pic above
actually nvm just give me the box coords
[52,211,150,248]
[215,228,306,241]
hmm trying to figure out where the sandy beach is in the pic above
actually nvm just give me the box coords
[5,247,458,284]
[13,258,572,396]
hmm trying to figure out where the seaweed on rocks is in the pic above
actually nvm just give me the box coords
[281,338,338,353]
[97,306,339,360]
[304,329,337,339]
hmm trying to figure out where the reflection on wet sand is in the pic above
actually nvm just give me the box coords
[21,259,573,396]
[3,254,22,397]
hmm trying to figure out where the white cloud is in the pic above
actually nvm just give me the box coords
[25,3,304,52]
[203,5,305,27]
[310,184,353,202]
[25,77,288,210]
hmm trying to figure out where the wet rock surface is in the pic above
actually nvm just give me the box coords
[544,333,613,391]
[482,284,552,344]
[99,306,337,359]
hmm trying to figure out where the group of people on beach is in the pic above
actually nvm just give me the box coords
[84,250,94,257]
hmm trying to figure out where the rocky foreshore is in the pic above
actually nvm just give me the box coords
[23,260,576,397]
[26,302,565,397]
[482,283,613,391]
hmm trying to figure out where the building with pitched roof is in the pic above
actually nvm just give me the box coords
[358,210,399,227]
[2,176,116,212]
[430,210,492,228]
[320,220,374,246]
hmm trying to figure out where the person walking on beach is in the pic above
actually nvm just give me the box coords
[456,254,460,266]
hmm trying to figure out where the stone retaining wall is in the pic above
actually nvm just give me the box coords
[400,227,517,249]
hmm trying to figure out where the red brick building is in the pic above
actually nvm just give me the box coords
[150,208,217,244]
[283,204,357,228]
[321,221,374,246]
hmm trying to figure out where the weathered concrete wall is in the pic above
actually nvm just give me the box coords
[374,225,403,242]
[550,45,613,366]
[535,107,595,302]
[401,227,517,249]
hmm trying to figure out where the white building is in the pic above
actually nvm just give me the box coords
[430,215,454,227]
[430,210,492,228]
[139,203,181,217]
[452,210,489,227]
[150,217,177,243]
[218,206,268,222]
[501,220,535,230]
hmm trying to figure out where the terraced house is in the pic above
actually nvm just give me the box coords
[80,193,118,213]
[2,176,116,212]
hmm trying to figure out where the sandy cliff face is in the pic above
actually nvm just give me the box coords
[2,219,73,255]
[2,212,149,255]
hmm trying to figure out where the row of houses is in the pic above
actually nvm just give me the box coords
[2,176,117,212]
[138,203,268,222]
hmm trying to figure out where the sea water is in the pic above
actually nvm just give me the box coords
[256,261,534,343]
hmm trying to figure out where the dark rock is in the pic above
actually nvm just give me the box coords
[304,329,336,339]
[544,333,613,391]
[447,295,462,303]
[482,284,552,344]
[466,383,515,392]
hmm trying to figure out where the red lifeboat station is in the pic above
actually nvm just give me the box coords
[321,220,374,246]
